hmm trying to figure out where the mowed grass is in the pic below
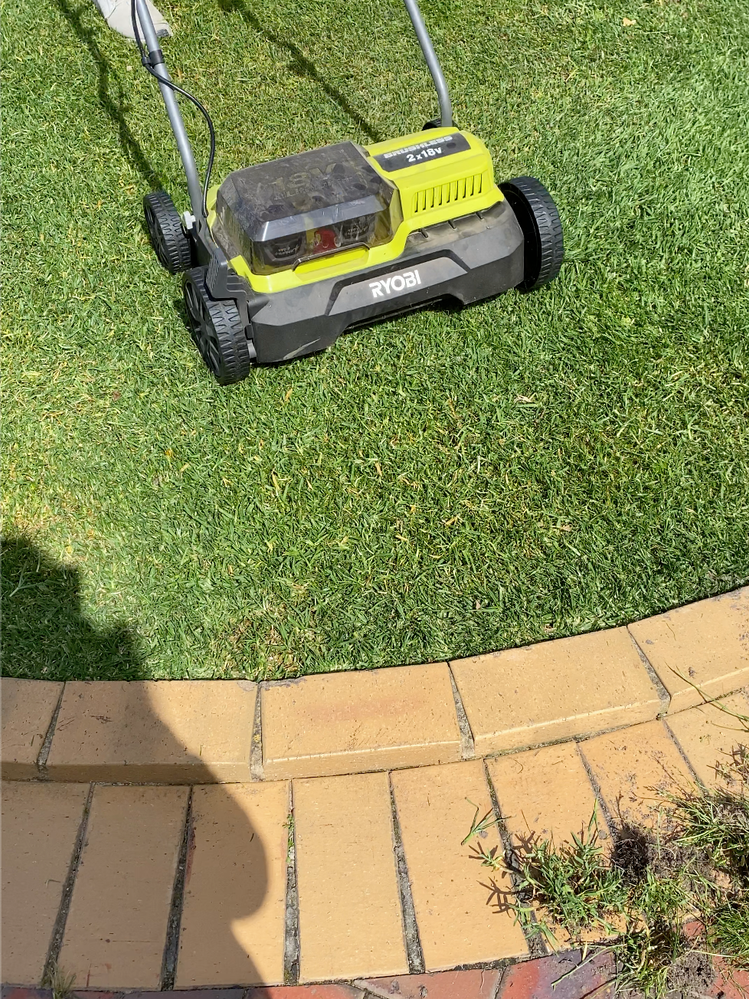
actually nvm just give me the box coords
[2,0,748,680]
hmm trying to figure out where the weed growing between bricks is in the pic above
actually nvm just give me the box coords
[467,714,748,997]
[40,962,76,999]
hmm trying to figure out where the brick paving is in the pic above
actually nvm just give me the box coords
[578,719,694,828]
[486,742,604,848]
[0,941,746,998]
[0,679,62,779]
[628,588,749,711]
[58,785,189,989]
[176,782,290,988]
[261,663,462,780]
[359,969,501,999]
[45,681,257,783]
[1,783,89,984]
[450,627,665,755]
[1,590,747,991]
[293,772,408,982]
[666,689,749,788]
[390,760,527,969]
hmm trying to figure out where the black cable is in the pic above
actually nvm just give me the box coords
[131,0,216,217]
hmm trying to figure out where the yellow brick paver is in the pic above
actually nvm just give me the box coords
[262,663,461,779]
[487,742,604,848]
[294,772,408,982]
[629,588,749,711]
[451,627,663,755]
[1,678,62,779]
[1,781,89,985]
[487,746,616,949]
[391,760,528,970]
[59,784,189,988]
[666,690,749,788]
[46,680,256,782]
[579,720,693,829]
[176,781,289,987]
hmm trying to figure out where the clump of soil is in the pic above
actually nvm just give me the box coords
[612,819,718,893]
[665,948,716,998]
[612,824,652,882]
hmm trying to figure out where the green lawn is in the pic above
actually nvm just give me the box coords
[2,0,748,681]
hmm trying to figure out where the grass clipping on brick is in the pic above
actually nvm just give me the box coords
[469,722,748,996]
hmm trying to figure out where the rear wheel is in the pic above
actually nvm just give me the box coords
[183,267,252,385]
[144,191,193,274]
[499,176,564,291]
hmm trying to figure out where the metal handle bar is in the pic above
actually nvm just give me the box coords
[402,0,453,127]
[135,0,204,217]
[137,0,453,218]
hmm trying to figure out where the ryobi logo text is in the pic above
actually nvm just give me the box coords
[369,269,422,299]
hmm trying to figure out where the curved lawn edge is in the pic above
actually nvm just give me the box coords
[2,587,747,783]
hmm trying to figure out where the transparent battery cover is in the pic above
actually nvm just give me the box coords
[213,142,401,275]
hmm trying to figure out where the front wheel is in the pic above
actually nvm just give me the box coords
[499,176,564,291]
[183,267,252,385]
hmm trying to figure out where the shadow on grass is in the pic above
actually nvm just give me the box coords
[1,533,145,681]
[216,0,383,143]
[50,0,165,191]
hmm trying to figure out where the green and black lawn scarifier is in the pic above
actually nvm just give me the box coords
[135,0,564,383]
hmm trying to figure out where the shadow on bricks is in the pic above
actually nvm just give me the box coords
[1,537,272,990]
[0,532,145,681]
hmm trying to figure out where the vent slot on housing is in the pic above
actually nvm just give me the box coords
[412,173,484,214]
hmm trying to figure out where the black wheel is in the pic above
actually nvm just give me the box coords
[183,267,252,385]
[499,176,564,291]
[144,190,193,274]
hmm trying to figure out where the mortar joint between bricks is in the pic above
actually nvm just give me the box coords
[388,772,425,975]
[36,681,66,778]
[491,964,510,999]
[626,628,672,713]
[43,781,95,979]
[283,783,300,985]
[448,663,475,759]
[161,786,194,990]
[482,758,547,960]
[662,718,703,787]
[574,741,616,833]
[250,683,264,781]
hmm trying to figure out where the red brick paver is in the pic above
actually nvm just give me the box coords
[360,969,501,999]
[248,988,364,999]
[709,960,749,999]
[499,951,615,999]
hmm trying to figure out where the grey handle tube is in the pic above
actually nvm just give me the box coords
[135,0,205,218]
[402,0,452,127]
